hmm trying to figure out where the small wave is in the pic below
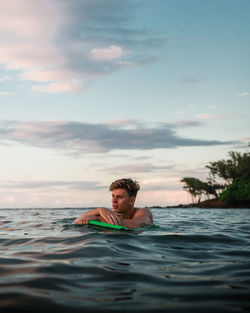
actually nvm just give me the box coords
[1,208,250,313]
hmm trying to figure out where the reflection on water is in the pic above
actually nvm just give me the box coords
[0,208,250,312]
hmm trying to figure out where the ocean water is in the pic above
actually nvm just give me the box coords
[0,208,250,313]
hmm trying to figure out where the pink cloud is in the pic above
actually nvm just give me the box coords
[0,0,166,94]
[197,113,214,120]
[91,45,125,60]
[31,81,86,93]
[0,0,65,39]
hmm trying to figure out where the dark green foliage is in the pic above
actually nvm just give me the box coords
[206,151,250,185]
[220,177,250,204]
[180,177,220,203]
[181,150,250,204]
[180,177,202,203]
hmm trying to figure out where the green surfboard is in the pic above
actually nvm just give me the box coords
[88,220,129,231]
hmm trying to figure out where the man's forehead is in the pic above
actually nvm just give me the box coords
[112,188,128,196]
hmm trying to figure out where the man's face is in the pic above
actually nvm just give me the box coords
[111,188,135,215]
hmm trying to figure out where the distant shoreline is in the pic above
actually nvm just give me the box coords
[149,198,250,209]
[1,198,249,210]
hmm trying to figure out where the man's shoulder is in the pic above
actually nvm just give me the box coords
[133,207,153,223]
[134,207,152,216]
[136,207,151,212]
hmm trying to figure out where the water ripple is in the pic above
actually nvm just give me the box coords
[0,208,249,312]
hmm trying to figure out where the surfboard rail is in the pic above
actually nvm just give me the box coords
[88,220,130,231]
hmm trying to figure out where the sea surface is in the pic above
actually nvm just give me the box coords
[0,208,250,313]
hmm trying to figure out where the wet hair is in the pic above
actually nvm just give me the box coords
[109,178,140,197]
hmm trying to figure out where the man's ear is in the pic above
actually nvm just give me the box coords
[130,196,136,206]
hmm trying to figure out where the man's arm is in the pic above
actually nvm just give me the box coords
[74,208,100,225]
[120,208,153,229]
[74,207,121,225]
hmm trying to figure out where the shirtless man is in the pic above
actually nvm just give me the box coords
[74,178,153,229]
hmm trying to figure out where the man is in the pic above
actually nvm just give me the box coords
[74,178,153,229]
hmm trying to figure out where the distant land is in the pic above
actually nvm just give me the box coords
[150,198,250,209]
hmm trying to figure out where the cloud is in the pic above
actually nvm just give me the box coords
[0,120,233,155]
[0,0,166,93]
[104,162,174,174]
[0,74,11,82]
[237,92,250,97]
[31,81,86,93]
[0,180,105,191]
[107,119,144,128]
[91,45,125,60]
[0,0,64,39]
[0,92,12,96]
[171,120,202,128]
[143,182,180,192]
[175,110,184,115]
[182,77,198,83]
[197,113,214,120]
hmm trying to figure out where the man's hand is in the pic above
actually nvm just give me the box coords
[74,207,121,225]
[74,215,97,225]
[98,207,121,225]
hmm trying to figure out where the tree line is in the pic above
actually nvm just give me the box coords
[180,150,250,205]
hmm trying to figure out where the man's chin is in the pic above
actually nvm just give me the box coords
[113,207,121,213]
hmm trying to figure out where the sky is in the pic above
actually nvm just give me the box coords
[0,0,249,208]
